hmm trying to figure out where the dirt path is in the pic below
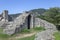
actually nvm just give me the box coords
[9,32,36,40]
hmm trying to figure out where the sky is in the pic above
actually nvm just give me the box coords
[0,0,60,14]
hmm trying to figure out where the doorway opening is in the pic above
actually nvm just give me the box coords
[27,15,31,29]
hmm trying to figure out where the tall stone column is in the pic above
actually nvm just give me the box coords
[2,10,8,22]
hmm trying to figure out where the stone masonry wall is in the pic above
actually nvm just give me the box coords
[35,17,56,31]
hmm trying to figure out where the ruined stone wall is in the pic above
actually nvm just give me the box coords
[0,10,9,28]
[35,17,56,30]
[0,10,56,35]
[3,12,31,35]
[2,10,8,22]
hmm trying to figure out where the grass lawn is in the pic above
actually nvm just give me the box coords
[54,31,60,40]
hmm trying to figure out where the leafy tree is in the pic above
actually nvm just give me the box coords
[39,7,60,25]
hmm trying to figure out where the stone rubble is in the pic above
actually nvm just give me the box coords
[35,18,57,40]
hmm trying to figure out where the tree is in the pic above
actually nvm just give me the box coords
[40,7,60,25]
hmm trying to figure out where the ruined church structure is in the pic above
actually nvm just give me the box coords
[0,10,56,35]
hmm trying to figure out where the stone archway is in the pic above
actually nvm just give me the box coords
[27,14,31,29]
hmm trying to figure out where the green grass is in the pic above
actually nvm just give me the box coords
[33,27,45,31]
[16,27,45,40]
[0,28,10,40]
[0,33,9,38]
[0,28,3,33]
[18,35,35,40]
[21,29,31,33]
[0,33,10,40]
[20,27,45,34]
[0,28,9,38]
[0,26,45,40]
[54,31,60,40]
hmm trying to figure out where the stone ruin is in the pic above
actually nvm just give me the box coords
[0,10,35,35]
[0,10,56,35]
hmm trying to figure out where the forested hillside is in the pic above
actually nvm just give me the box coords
[29,8,46,16]
[38,7,60,25]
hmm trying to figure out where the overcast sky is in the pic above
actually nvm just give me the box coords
[0,0,60,14]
